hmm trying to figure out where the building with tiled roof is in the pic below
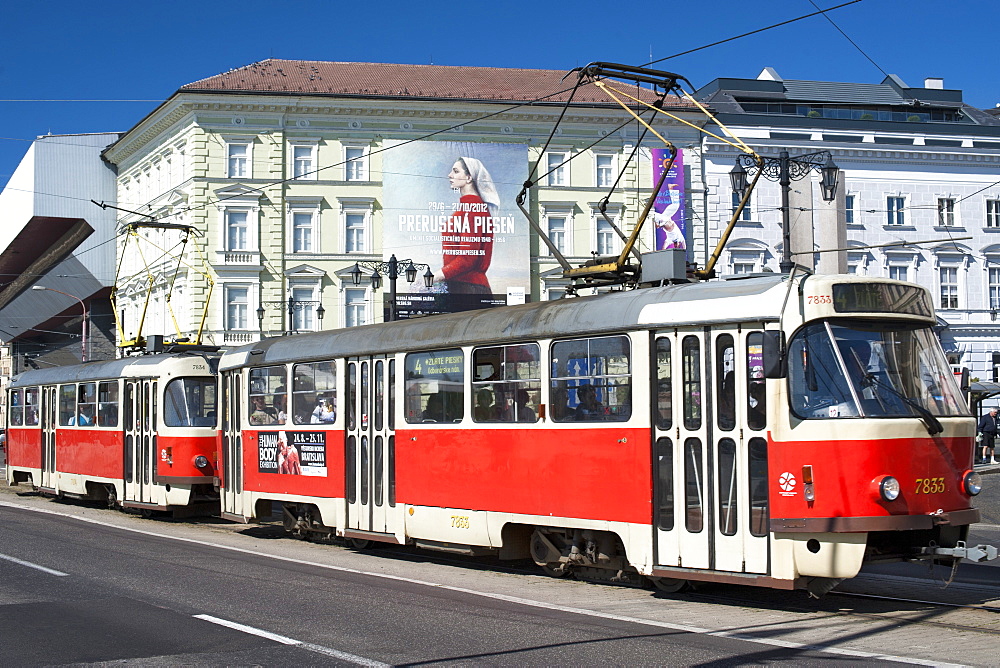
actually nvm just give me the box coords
[102,59,708,346]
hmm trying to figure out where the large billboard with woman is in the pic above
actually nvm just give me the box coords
[382,140,529,317]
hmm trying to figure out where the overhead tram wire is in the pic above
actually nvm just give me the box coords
[641,0,864,67]
[807,0,889,79]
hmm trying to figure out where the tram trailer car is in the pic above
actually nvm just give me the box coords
[218,273,993,593]
[6,352,220,515]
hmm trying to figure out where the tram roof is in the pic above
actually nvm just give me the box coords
[224,275,789,369]
[10,352,215,388]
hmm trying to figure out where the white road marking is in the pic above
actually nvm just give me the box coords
[0,551,69,576]
[194,614,390,667]
[0,499,966,666]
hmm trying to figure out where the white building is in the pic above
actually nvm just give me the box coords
[696,69,1000,386]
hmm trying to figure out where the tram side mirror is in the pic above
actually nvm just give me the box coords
[761,330,787,379]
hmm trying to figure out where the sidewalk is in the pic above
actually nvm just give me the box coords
[973,459,1000,475]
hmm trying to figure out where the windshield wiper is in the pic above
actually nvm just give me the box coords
[864,373,943,435]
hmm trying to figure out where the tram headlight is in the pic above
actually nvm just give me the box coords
[963,471,983,496]
[194,455,210,469]
[877,476,901,502]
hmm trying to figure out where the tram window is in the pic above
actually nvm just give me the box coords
[248,366,286,426]
[404,349,464,423]
[655,339,672,430]
[374,435,384,507]
[388,360,396,431]
[348,363,357,430]
[24,387,39,426]
[59,385,75,426]
[684,437,704,533]
[550,335,631,422]
[292,361,336,425]
[97,381,119,427]
[682,336,702,430]
[163,378,217,427]
[361,362,370,429]
[346,435,357,503]
[9,389,23,426]
[718,438,738,536]
[748,437,769,537]
[747,332,766,431]
[388,434,396,507]
[656,437,674,531]
[716,335,736,431]
[375,361,384,431]
[77,383,97,426]
[472,343,540,423]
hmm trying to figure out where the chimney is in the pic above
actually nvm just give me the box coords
[925,77,944,89]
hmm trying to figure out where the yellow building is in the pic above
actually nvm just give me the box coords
[103,60,706,347]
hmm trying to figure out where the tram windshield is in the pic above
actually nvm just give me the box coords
[164,377,218,427]
[788,321,967,420]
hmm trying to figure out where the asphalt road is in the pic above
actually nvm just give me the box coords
[0,504,887,667]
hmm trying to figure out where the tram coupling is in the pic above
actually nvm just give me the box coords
[918,540,999,563]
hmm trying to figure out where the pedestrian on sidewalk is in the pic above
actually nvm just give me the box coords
[977,407,998,464]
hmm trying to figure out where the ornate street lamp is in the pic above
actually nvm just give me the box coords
[351,254,434,321]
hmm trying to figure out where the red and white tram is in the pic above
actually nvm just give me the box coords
[7,352,220,514]
[217,272,993,593]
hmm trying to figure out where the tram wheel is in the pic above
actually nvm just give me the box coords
[649,577,689,593]
[541,563,570,578]
[348,538,374,550]
[105,485,117,509]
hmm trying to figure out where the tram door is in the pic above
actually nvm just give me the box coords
[124,379,156,504]
[220,371,245,519]
[345,356,395,536]
[653,329,710,570]
[39,385,58,490]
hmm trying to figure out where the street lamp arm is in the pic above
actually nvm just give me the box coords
[31,285,88,362]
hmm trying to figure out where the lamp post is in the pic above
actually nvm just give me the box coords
[257,296,325,335]
[731,151,840,274]
[351,255,434,322]
[31,285,88,361]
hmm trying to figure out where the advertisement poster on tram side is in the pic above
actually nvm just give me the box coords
[257,431,327,476]
[382,140,530,318]
[650,148,686,253]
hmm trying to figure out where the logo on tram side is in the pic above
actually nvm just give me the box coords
[778,471,797,497]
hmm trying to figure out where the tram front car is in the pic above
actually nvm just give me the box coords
[769,275,996,586]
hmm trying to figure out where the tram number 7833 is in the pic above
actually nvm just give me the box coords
[914,477,946,494]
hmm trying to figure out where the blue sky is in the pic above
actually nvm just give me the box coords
[2,0,997,191]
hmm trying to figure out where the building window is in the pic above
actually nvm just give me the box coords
[595,153,614,188]
[887,196,905,226]
[987,200,1000,228]
[990,267,1000,309]
[545,214,568,255]
[731,190,752,221]
[291,144,317,180]
[938,198,956,227]
[345,288,367,327]
[227,142,250,178]
[226,285,250,330]
[225,210,250,251]
[291,286,317,332]
[345,212,366,253]
[888,265,908,282]
[844,194,855,224]
[596,219,615,256]
[345,146,367,181]
[291,210,317,253]
[546,152,567,186]
[939,266,959,308]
